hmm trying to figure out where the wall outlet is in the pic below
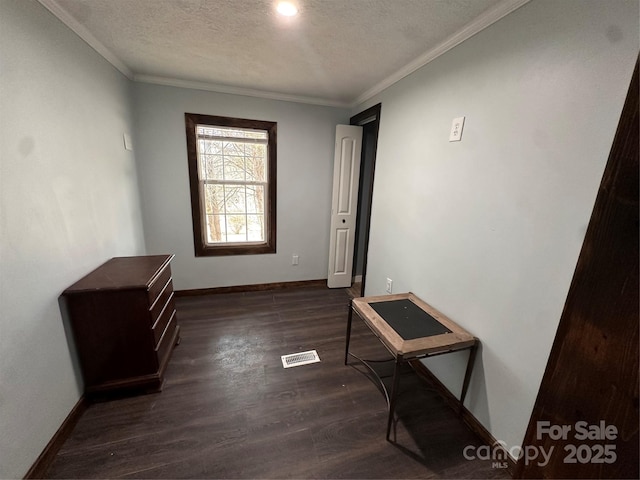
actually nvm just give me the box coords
[386,278,393,294]
[292,254,299,266]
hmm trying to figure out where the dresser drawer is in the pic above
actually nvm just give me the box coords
[152,294,176,345]
[148,266,171,304]
[156,311,177,366]
[150,277,173,322]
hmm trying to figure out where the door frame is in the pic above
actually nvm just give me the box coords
[350,103,381,297]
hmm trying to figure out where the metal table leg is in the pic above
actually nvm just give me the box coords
[459,339,478,414]
[386,356,402,441]
[344,301,353,365]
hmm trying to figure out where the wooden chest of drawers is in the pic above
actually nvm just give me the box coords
[62,255,180,398]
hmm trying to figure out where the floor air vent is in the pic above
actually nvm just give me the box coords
[281,350,320,368]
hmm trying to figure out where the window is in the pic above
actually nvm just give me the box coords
[185,113,276,256]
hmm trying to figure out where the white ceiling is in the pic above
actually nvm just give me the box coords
[39,0,529,107]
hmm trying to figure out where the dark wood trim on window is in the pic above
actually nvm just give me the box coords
[185,113,277,256]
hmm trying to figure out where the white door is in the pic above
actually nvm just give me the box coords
[327,125,363,288]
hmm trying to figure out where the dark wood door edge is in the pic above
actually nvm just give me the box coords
[24,396,88,479]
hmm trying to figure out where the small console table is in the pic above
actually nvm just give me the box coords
[345,292,478,441]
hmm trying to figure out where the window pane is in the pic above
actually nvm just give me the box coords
[246,185,264,213]
[225,185,245,213]
[201,154,223,180]
[224,156,246,181]
[244,144,266,181]
[245,143,266,157]
[247,215,265,242]
[227,215,247,242]
[205,214,226,243]
[198,138,222,155]
[223,141,243,156]
[203,184,225,214]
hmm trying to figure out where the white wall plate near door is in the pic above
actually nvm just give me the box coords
[449,116,465,142]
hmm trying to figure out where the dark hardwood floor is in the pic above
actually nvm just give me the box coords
[46,286,508,479]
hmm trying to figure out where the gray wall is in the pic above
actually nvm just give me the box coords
[3,0,638,476]
[0,1,146,477]
[355,0,638,457]
[132,83,349,290]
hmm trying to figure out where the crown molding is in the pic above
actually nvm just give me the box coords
[352,0,531,107]
[133,75,351,108]
[38,0,529,108]
[37,0,133,79]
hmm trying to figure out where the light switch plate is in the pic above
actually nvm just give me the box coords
[449,116,465,142]
[123,133,133,151]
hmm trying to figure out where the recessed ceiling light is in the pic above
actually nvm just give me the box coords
[276,1,298,17]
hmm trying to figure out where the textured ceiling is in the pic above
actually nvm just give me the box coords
[42,0,525,106]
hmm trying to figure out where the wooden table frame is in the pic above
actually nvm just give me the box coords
[344,292,479,441]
